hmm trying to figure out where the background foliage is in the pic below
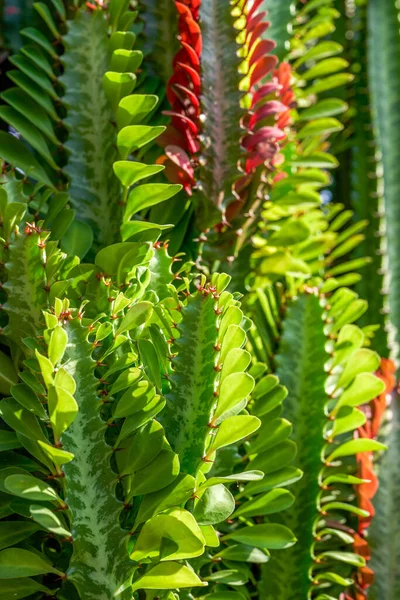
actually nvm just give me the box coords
[0,0,398,598]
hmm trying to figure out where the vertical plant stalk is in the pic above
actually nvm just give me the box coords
[61,9,120,250]
[350,359,396,600]
[367,2,400,598]
[61,318,133,599]
[348,2,388,356]
[260,293,329,598]
[159,0,286,254]
[260,288,386,600]
[368,0,400,359]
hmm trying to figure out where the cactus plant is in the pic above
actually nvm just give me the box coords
[0,0,398,598]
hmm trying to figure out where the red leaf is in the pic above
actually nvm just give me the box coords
[248,39,277,67]
[249,101,287,129]
[252,83,281,106]
[250,55,279,88]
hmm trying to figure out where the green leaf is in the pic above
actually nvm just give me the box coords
[37,440,74,466]
[0,547,62,578]
[114,378,154,418]
[247,440,297,475]
[220,349,252,380]
[117,396,165,441]
[316,550,365,567]
[327,438,387,462]
[103,71,136,111]
[109,0,131,28]
[200,525,219,548]
[193,484,235,525]
[220,325,247,363]
[60,220,94,259]
[295,41,343,66]
[128,449,180,498]
[0,521,40,551]
[298,118,344,138]
[11,384,47,419]
[110,49,143,73]
[35,350,54,389]
[0,578,51,599]
[130,562,207,593]
[110,368,142,395]
[298,98,348,120]
[0,351,19,395]
[250,418,292,454]
[0,398,47,443]
[204,569,248,585]
[117,125,165,159]
[121,221,173,242]
[322,501,369,518]
[1,88,57,143]
[0,132,54,187]
[113,161,164,187]
[9,56,58,100]
[130,508,205,563]
[29,504,71,537]
[218,306,243,340]
[33,2,59,37]
[116,301,153,335]
[48,0,65,18]
[207,415,260,455]
[332,372,386,415]
[125,184,182,220]
[48,385,79,439]
[4,474,61,503]
[201,471,264,490]
[269,221,311,247]
[327,407,366,438]
[135,473,196,525]
[54,368,76,395]
[289,152,338,169]
[314,572,353,586]
[303,57,348,80]
[116,94,158,129]
[244,467,303,496]
[212,373,254,423]
[48,327,68,366]
[214,544,269,564]
[336,348,381,389]
[223,524,296,549]
[307,73,354,95]
[200,594,245,600]
[0,106,58,169]
[260,252,311,277]
[0,431,22,452]
[109,31,136,54]
[138,339,162,391]
[7,70,58,119]
[232,488,295,519]
[20,45,55,79]
[333,324,365,366]
[117,420,164,475]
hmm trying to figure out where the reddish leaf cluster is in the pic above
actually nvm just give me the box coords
[157,0,201,194]
[159,0,293,211]
[347,358,396,600]
[239,1,285,174]
[227,3,293,222]
[274,62,295,130]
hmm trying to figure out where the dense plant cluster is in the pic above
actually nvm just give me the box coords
[0,0,398,599]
